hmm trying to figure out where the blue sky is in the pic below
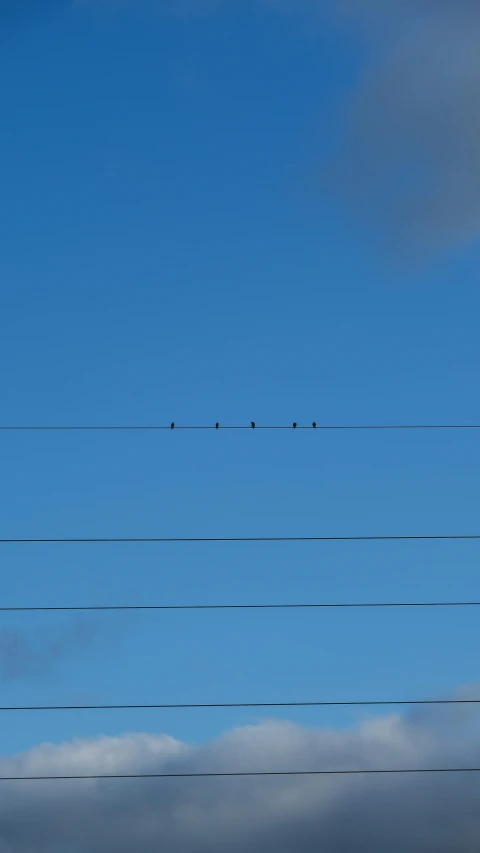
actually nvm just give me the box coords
[1,0,480,769]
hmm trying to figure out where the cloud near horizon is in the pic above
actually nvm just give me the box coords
[1,702,480,851]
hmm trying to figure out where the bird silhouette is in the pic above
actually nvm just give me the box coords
[251,421,255,429]
[312,422,317,428]
[170,422,175,430]
[293,422,297,429]
[215,423,219,429]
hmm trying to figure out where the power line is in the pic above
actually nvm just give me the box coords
[1,599,480,612]
[1,698,479,712]
[1,767,480,781]
[1,422,480,432]
[1,534,480,544]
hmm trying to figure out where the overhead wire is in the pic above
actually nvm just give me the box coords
[1,422,480,431]
[2,767,480,781]
[1,534,480,543]
[1,697,479,712]
[1,599,480,612]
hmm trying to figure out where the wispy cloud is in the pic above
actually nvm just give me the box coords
[1,701,480,850]
[0,620,94,681]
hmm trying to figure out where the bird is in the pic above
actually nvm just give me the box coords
[293,422,297,429]
[312,422,317,428]
[170,422,175,430]
[215,423,219,429]
[251,421,255,429]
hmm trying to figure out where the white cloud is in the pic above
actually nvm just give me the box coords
[1,705,480,850]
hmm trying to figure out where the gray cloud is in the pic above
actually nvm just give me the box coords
[80,1,480,254]
[0,620,94,681]
[328,0,480,254]
[1,703,480,850]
